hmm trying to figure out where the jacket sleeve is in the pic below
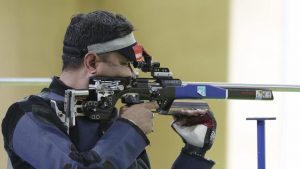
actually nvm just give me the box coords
[2,101,149,169]
[172,150,215,169]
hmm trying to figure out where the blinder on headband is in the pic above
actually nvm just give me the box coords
[87,32,150,62]
[116,43,150,63]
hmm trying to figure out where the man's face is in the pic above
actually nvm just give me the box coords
[94,52,133,77]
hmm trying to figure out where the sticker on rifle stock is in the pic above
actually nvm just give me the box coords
[256,90,272,99]
[197,86,206,96]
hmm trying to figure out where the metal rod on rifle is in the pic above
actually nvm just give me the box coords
[0,78,51,86]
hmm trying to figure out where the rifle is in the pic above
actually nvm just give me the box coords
[59,56,285,130]
[1,56,300,131]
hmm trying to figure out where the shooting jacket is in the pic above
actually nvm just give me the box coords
[2,77,214,169]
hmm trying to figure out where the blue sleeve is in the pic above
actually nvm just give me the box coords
[172,150,215,169]
[92,118,150,169]
[11,111,149,169]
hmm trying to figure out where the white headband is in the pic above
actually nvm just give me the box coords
[87,32,136,54]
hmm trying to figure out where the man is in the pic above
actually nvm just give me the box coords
[2,10,216,169]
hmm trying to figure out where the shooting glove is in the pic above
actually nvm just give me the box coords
[172,110,217,157]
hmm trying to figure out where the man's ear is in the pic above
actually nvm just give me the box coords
[84,53,97,74]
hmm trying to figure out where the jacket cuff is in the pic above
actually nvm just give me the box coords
[172,149,215,169]
[181,147,215,165]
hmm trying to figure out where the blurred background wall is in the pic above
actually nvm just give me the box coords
[0,0,228,168]
[228,0,283,168]
[228,0,300,169]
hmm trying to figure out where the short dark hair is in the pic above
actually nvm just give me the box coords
[62,10,134,70]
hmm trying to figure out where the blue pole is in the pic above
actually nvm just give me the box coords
[257,120,266,169]
[246,117,276,169]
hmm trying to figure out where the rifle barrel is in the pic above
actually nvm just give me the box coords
[183,82,300,92]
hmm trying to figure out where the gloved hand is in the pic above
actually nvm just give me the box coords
[172,108,217,157]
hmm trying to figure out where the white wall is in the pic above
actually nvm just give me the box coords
[280,0,300,168]
[228,0,300,168]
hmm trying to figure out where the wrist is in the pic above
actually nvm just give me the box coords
[182,143,207,158]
